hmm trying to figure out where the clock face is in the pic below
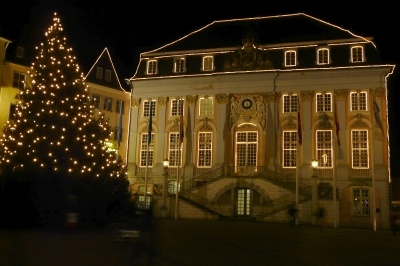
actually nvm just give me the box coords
[241,99,253,110]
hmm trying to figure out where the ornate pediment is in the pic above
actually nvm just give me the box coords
[318,113,332,128]
[223,36,274,71]
[230,94,266,127]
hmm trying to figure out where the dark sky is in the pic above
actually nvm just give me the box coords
[1,1,398,78]
[1,1,400,174]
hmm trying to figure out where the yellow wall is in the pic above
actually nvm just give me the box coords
[0,62,30,136]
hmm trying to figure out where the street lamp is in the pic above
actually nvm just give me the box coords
[160,158,169,216]
[311,159,319,225]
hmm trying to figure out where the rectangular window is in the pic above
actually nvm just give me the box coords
[91,94,100,108]
[138,195,151,209]
[9,104,17,120]
[235,131,258,169]
[202,56,214,71]
[147,60,157,74]
[198,132,212,168]
[171,99,184,116]
[140,133,154,167]
[353,188,369,215]
[317,48,329,65]
[316,130,332,168]
[105,69,111,81]
[113,126,122,141]
[116,100,125,114]
[285,51,296,67]
[169,133,182,167]
[16,47,24,58]
[199,97,213,116]
[350,91,367,111]
[282,131,297,168]
[104,97,112,111]
[143,100,156,117]
[352,130,369,168]
[351,46,364,63]
[316,93,332,112]
[174,58,185,73]
[96,67,103,79]
[283,94,298,113]
[13,72,26,89]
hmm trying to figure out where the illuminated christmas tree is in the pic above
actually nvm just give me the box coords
[0,13,130,227]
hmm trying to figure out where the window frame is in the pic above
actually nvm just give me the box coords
[202,56,214,71]
[171,99,184,116]
[235,131,258,169]
[116,100,125,114]
[105,69,111,81]
[284,50,297,67]
[317,48,329,65]
[353,188,370,215]
[282,131,297,168]
[13,72,26,89]
[143,100,156,117]
[91,94,101,109]
[104,97,112,111]
[168,132,182,167]
[351,46,364,63]
[140,133,154,167]
[351,129,369,169]
[197,132,213,168]
[147,60,158,75]
[316,93,332,112]
[282,94,298,113]
[199,97,214,116]
[96,67,103,79]
[350,91,367,111]
[174,57,186,73]
[316,130,333,168]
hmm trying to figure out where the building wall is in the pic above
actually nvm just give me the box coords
[86,82,131,162]
[0,62,30,136]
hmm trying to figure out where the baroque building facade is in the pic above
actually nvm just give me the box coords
[126,14,395,229]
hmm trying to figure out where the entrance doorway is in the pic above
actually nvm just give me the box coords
[237,188,252,217]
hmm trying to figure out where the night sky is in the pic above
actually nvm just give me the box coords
[1,1,400,174]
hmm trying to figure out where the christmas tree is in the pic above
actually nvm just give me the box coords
[0,13,131,227]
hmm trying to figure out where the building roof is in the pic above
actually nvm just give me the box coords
[144,13,372,55]
[85,47,129,92]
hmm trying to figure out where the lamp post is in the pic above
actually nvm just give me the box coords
[160,158,169,218]
[311,159,319,225]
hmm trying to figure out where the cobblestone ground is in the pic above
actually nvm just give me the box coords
[1,219,400,266]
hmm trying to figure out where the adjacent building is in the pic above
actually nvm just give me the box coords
[0,39,30,138]
[84,48,131,161]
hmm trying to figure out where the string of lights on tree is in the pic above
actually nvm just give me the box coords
[0,13,124,179]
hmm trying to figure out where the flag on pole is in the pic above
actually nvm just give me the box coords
[148,101,153,145]
[179,99,184,144]
[117,100,123,148]
[297,97,302,146]
[334,99,340,146]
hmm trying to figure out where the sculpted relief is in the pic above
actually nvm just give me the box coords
[230,94,266,127]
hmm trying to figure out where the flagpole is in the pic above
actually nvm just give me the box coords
[144,100,152,209]
[296,96,302,223]
[175,97,183,220]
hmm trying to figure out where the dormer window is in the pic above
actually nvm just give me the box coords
[285,50,296,67]
[147,60,158,75]
[202,56,214,71]
[96,67,103,79]
[16,47,24,58]
[351,46,364,63]
[317,48,329,65]
[105,69,111,81]
[174,57,186,73]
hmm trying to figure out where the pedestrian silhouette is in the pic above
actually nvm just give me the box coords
[288,205,298,226]
[317,207,326,230]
